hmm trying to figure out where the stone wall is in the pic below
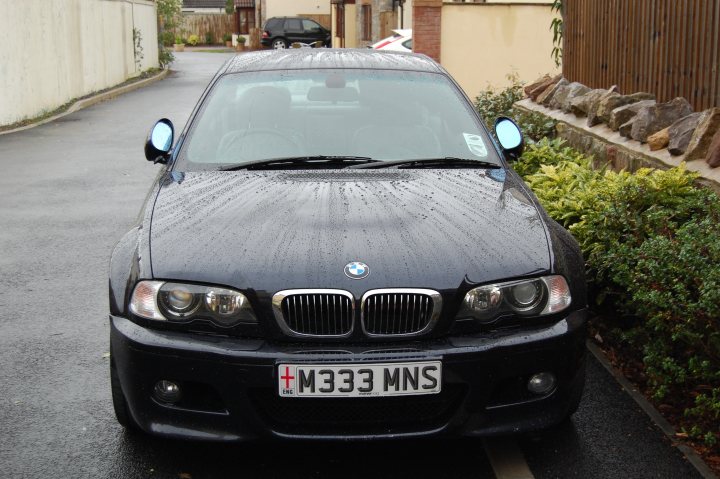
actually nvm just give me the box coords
[515,75,720,194]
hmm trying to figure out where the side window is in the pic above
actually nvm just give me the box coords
[402,39,412,50]
[285,19,302,32]
[302,20,322,32]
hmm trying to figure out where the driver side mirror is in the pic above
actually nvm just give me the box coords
[145,119,174,163]
[494,117,524,160]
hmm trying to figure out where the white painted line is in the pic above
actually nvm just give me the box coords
[483,437,535,479]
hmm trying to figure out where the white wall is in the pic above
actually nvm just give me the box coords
[0,0,159,127]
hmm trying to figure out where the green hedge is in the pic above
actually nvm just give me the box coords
[474,76,557,143]
[475,80,720,448]
[516,139,720,447]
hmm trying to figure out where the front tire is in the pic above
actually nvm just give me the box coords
[272,38,288,49]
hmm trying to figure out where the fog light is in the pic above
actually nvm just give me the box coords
[154,380,181,404]
[527,372,556,395]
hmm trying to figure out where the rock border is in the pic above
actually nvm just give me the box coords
[515,99,720,194]
[521,75,720,169]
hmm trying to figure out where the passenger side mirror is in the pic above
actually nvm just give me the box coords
[494,117,524,160]
[145,119,174,163]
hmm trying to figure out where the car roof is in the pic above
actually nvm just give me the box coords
[221,49,443,75]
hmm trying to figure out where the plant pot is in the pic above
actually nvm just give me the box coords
[174,43,185,52]
[236,44,246,52]
[225,41,232,48]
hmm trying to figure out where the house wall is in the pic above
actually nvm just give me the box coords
[0,0,159,127]
[331,3,358,48]
[264,0,330,23]
[440,2,560,98]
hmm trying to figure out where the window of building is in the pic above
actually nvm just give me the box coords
[362,5,372,41]
[238,7,255,34]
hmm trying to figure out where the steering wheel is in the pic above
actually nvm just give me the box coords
[217,129,303,162]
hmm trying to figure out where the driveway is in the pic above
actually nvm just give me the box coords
[0,52,702,479]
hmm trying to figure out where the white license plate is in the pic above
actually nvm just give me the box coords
[277,361,442,398]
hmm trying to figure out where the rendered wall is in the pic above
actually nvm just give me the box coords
[0,0,159,127]
[331,4,357,49]
[264,0,330,21]
[440,2,560,98]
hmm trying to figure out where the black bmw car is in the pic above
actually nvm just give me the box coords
[109,49,587,441]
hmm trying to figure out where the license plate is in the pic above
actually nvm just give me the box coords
[277,361,442,398]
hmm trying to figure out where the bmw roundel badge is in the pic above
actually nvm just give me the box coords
[344,261,370,280]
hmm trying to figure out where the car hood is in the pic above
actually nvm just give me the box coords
[149,169,550,296]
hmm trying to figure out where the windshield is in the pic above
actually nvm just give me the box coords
[176,69,499,170]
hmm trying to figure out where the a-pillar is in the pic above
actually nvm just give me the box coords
[412,0,442,62]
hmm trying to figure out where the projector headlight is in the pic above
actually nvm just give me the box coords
[129,280,257,327]
[457,275,571,323]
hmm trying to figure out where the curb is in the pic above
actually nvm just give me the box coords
[587,340,718,479]
[0,69,170,136]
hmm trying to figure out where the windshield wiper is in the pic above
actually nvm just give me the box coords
[219,156,378,171]
[347,157,502,169]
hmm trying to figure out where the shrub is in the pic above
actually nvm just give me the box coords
[474,74,557,143]
[205,31,214,45]
[158,45,175,68]
[517,138,720,448]
[237,35,247,44]
[187,34,200,46]
[626,216,720,445]
[160,31,175,47]
[174,35,184,44]
[474,75,523,128]
[223,33,232,42]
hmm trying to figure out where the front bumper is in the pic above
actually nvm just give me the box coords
[110,310,587,441]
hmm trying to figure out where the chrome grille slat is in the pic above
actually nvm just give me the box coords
[361,289,442,337]
[273,289,354,338]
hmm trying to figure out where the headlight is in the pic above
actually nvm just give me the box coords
[457,275,571,323]
[129,280,257,327]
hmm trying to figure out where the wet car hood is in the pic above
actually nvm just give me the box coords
[149,169,551,296]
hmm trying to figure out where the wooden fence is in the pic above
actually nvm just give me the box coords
[300,14,331,30]
[563,0,720,111]
[182,13,235,44]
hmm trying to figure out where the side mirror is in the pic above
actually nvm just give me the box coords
[494,117,524,159]
[145,119,174,163]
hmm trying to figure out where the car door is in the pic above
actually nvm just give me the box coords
[284,18,304,44]
[302,19,326,44]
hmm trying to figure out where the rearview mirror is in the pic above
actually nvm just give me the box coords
[145,119,174,163]
[494,117,524,159]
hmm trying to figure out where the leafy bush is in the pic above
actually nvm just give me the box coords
[205,31,214,45]
[514,110,559,143]
[474,75,557,143]
[223,33,232,42]
[188,34,200,46]
[628,217,720,444]
[160,31,175,47]
[174,35,184,44]
[516,139,720,448]
[474,76,523,128]
[158,45,175,68]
